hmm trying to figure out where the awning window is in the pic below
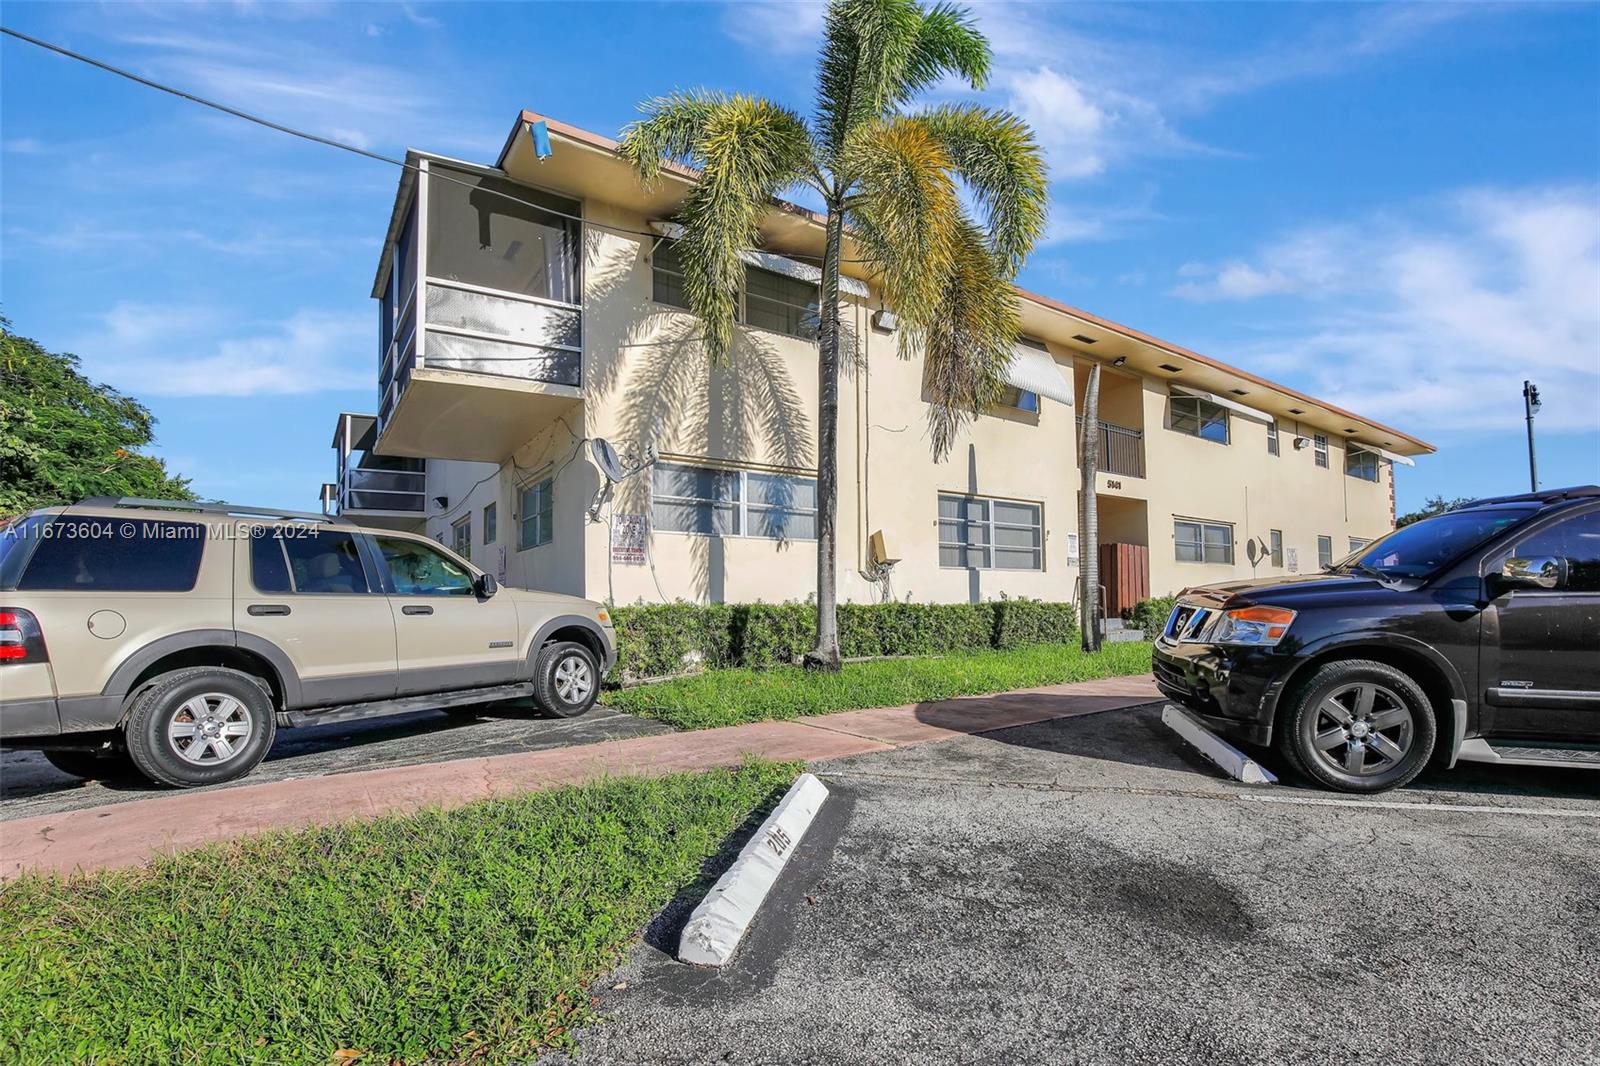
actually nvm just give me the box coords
[1004,343,1074,406]
[1349,442,1416,467]
[1169,384,1271,424]
[648,221,871,298]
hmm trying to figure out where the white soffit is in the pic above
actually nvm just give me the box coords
[1006,344,1074,405]
[1169,383,1272,425]
[1350,441,1417,467]
[649,220,871,298]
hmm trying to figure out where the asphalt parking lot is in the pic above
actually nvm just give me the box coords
[557,703,1600,1066]
[0,700,669,821]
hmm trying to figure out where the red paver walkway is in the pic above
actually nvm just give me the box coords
[0,674,1160,880]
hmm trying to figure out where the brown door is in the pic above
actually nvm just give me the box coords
[1100,542,1151,617]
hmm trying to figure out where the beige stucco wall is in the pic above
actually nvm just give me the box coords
[407,191,1397,611]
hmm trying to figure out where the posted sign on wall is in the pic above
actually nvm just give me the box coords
[611,513,647,565]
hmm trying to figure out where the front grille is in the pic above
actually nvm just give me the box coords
[1152,657,1190,694]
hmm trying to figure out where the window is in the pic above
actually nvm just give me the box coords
[1317,535,1334,569]
[1169,396,1230,444]
[1267,420,1280,456]
[1174,519,1234,565]
[518,477,554,550]
[267,530,371,594]
[426,164,581,304]
[250,530,292,593]
[938,494,1042,570]
[651,462,817,541]
[1507,512,1600,592]
[375,536,476,596]
[1314,433,1329,468]
[19,518,205,592]
[743,265,819,340]
[1349,537,1370,554]
[483,502,497,544]
[452,515,472,561]
[1270,529,1284,567]
[1345,447,1380,482]
[653,240,820,340]
[996,386,1040,414]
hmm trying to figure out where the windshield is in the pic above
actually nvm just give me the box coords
[1334,506,1537,580]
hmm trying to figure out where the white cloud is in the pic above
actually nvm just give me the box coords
[74,303,371,397]
[1177,186,1600,435]
[1003,67,1110,179]
[721,1,827,57]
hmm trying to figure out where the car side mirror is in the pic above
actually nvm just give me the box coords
[474,573,499,598]
[1495,555,1563,592]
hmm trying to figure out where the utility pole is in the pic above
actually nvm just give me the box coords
[1522,380,1541,492]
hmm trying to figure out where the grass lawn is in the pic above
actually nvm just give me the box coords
[606,640,1154,730]
[0,761,798,1065]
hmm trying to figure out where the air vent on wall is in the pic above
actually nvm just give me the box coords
[1229,388,1248,396]
[1344,428,1358,434]
[1288,408,1305,415]
[1072,334,1098,344]
[1158,363,1182,373]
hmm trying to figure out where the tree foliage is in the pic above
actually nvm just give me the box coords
[0,319,195,515]
[1396,494,1475,527]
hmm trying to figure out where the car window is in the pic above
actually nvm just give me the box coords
[249,529,294,593]
[0,516,47,591]
[17,517,205,592]
[279,530,369,594]
[1338,506,1538,580]
[375,536,475,596]
[1509,511,1600,592]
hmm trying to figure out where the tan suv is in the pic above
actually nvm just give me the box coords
[0,498,616,788]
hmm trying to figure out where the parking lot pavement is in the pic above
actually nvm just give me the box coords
[559,703,1600,1066]
[0,700,670,822]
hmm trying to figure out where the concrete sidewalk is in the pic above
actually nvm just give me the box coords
[0,674,1159,881]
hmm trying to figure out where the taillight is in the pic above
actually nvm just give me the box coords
[0,608,48,665]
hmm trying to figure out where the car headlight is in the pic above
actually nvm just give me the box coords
[1204,605,1296,647]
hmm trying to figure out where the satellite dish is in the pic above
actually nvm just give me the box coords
[591,438,627,483]
[1247,539,1262,565]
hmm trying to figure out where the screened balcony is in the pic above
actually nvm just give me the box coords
[373,156,583,463]
[330,413,425,527]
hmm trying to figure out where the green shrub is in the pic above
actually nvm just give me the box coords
[610,598,1084,680]
[1128,595,1178,636]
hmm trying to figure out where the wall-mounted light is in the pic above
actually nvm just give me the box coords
[433,496,449,509]
[1111,355,1127,367]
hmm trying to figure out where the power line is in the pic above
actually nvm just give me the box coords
[0,25,859,265]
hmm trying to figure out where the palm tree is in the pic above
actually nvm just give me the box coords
[621,0,1048,669]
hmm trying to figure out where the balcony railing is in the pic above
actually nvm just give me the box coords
[1077,418,1146,479]
[339,466,425,513]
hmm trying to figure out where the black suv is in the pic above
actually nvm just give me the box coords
[1154,485,1599,792]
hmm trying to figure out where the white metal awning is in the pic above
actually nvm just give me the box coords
[1005,344,1074,405]
[649,221,871,298]
[1349,441,1416,467]
[1170,384,1272,424]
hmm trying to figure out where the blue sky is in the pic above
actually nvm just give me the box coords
[3,0,1597,513]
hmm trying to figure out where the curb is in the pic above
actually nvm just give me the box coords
[678,772,830,967]
[1161,703,1278,785]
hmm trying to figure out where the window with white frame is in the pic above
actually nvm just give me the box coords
[1345,446,1380,482]
[1348,536,1370,554]
[1314,433,1329,468]
[1267,420,1280,456]
[451,515,472,561]
[1270,528,1284,567]
[483,501,497,544]
[938,494,1042,570]
[518,477,553,550]
[1174,518,1234,564]
[1317,535,1333,569]
[651,240,689,309]
[651,241,819,342]
[651,462,817,541]
[1169,395,1230,444]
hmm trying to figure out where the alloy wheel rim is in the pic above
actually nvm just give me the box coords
[1310,681,1414,778]
[554,656,593,704]
[168,693,254,765]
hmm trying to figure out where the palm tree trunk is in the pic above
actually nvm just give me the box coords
[804,205,845,671]
[1078,364,1102,653]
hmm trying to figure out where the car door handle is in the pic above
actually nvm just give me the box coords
[247,604,291,616]
[402,605,434,616]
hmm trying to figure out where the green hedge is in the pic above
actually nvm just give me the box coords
[1128,595,1178,635]
[609,599,1077,680]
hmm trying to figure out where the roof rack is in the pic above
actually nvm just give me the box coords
[1460,485,1600,508]
[73,497,355,525]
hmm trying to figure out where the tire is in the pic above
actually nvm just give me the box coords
[532,641,600,719]
[122,667,278,788]
[1278,659,1436,794]
[41,747,133,781]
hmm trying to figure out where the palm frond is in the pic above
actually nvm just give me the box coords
[814,0,925,162]
[915,104,1048,275]
[621,94,815,364]
[895,2,989,101]
[917,219,1021,459]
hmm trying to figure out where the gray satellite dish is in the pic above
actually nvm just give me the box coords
[1247,539,1262,565]
[591,438,627,482]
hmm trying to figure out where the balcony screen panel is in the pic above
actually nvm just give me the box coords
[346,469,424,493]
[425,285,581,349]
[348,489,426,512]
[422,331,580,387]
[397,204,418,308]
[427,164,581,305]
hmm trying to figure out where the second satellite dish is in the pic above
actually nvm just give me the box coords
[586,437,658,521]
[591,438,627,483]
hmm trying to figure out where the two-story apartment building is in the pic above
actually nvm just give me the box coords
[323,110,1433,613]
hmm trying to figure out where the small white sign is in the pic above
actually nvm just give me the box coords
[611,513,647,566]
[1066,533,1079,566]
[1286,546,1299,574]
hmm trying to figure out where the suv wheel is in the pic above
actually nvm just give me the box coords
[123,667,277,788]
[533,641,599,719]
[1279,659,1436,793]
[42,746,134,782]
